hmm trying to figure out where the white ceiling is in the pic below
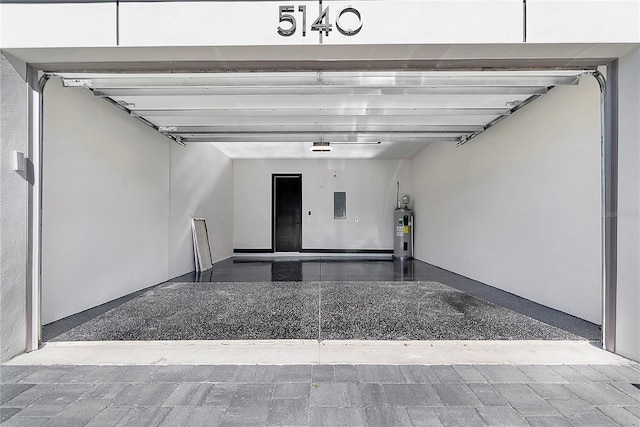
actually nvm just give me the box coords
[56,69,590,159]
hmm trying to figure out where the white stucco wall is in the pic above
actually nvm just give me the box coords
[0,54,28,362]
[169,142,233,277]
[233,159,411,251]
[616,48,640,361]
[0,3,116,48]
[41,78,234,324]
[527,0,640,43]
[410,77,602,324]
[3,1,639,50]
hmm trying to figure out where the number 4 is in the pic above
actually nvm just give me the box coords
[311,6,332,36]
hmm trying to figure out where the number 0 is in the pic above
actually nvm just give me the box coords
[336,7,363,36]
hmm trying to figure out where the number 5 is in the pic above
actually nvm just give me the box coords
[278,6,296,36]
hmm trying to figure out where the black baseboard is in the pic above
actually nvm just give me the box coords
[299,249,393,254]
[234,248,393,254]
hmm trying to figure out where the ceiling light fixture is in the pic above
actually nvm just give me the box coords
[310,141,333,152]
[310,137,333,152]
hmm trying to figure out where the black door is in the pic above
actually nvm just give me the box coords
[273,175,302,252]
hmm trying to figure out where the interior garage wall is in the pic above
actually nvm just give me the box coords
[233,159,411,251]
[169,142,233,277]
[42,78,171,324]
[616,48,640,361]
[410,77,602,324]
[42,78,233,324]
[0,54,28,361]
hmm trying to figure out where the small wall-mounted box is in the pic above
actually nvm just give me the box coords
[12,151,25,172]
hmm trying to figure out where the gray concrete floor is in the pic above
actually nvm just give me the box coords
[2,363,640,426]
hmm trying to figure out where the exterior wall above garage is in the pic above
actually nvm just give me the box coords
[2,1,639,49]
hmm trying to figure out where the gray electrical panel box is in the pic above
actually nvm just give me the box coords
[334,192,346,219]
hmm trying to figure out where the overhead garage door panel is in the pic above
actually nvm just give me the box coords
[57,69,589,159]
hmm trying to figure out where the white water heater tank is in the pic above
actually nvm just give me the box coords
[394,208,413,259]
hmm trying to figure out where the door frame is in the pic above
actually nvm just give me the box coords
[271,174,303,253]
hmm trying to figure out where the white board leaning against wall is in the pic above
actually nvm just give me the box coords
[191,217,213,271]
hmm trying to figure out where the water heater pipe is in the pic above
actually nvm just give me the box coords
[411,214,415,258]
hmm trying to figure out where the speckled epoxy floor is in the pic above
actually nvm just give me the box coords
[53,281,319,341]
[318,282,579,341]
[48,280,581,342]
[43,258,601,342]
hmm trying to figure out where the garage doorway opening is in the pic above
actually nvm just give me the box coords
[37,67,607,349]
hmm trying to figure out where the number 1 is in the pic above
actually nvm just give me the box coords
[298,5,307,36]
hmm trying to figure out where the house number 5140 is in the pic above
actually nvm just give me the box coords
[277,5,363,37]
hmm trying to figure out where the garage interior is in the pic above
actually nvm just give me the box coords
[39,68,603,345]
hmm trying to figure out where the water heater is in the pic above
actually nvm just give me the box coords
[394,208,413,259]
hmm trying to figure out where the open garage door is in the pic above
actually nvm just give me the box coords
[55,69,590,159]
